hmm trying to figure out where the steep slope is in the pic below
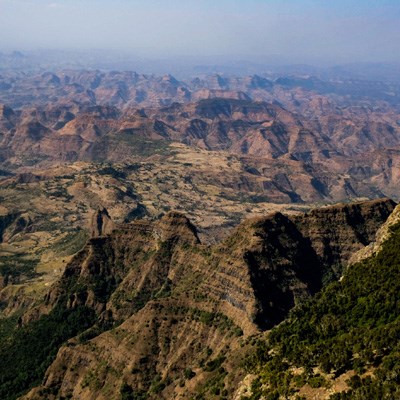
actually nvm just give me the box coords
[0,212,202,400]
[204,198,396,330]
[0,199,391,400]
[241,203,400,399]
[349,202,400,264]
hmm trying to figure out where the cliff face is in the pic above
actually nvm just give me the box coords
[19,199,395,400]
[43,212,200,319]
[202,198,396,330]
[349,202,400,264]
[293,198,397,266]
[237,202,400,400]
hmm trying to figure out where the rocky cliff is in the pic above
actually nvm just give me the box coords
[15,198,395,400]
[90,207,115,238]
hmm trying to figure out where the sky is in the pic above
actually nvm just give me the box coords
[0,0,399,65]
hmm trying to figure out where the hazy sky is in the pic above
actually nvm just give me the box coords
[0,0,399,64]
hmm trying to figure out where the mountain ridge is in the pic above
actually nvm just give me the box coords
[0,198,394,400]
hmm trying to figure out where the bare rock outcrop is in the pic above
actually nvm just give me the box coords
[90,207,115,237]
[20,199,396,400]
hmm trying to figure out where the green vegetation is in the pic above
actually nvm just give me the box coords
[204,355,226,372]
[46,185,73,200]
[0,304,96,400]
[120,383,147,400]
[98,165,127,179]
[52,228,88,256]
[243,222,400,399]
[184,368,196,379]
[0,254,39,283]
[194,357,229,400]
[169,306,243,336]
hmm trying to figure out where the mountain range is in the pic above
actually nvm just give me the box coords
[1,68,400,399]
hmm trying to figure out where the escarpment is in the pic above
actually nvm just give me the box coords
[44,211,200,319]
[201,198,396,330]
[18,198,396,400]
[293,197,397,267]
[349,201,400,264]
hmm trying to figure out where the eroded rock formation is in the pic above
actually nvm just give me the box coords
[21,199,395,399]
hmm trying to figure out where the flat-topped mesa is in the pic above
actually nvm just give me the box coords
[90,207,115,238]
